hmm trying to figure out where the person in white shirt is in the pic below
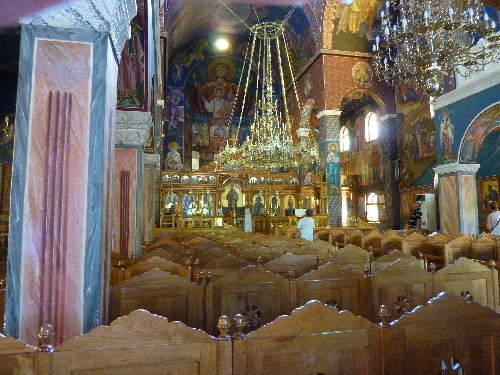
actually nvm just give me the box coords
[295,208,315,242]
[487,201,500,235]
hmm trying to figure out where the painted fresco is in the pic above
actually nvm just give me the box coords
[434,82,500,171]
[332,0,382,52]
[162,4,321,171]
[326,141,341,194]
[164,138,183,171]
[117,0,147,109]
[478,176,500,223]
[460,104,500,163]
[396,83,435,188]
[164,38,257,169]
[184,56,254,167]
[476,131,500,179]
[283,6,320,74]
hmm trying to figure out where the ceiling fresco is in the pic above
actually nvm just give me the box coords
[163,0,322,74]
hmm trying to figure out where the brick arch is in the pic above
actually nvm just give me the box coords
[322,54,395,113]
[458,102,500,163]
[339,87,388,116]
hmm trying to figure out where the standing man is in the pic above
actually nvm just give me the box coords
[408,200,422,229]
[295,208,316,242]
[487,201,500,235]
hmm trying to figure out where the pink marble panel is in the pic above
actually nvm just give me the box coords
[440,176,458,236]
[460,174,478,235]
[21,39,92,345]
[113,148,138,258]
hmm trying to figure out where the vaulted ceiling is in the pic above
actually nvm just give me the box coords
[163,0,323,66]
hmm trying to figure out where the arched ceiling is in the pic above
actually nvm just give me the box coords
[163,0,323,70]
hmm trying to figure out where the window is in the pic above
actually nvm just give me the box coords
[366,193,379,222]
[340,126,350,152]
[365,112,379,142]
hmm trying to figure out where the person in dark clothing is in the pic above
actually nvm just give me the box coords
[408,201,422,229]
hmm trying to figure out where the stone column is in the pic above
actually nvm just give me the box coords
[5,0,136,345]
[380,114,401,229]
[433,163,480,236]
[114,111,152,259]
[317,110,342,227]
[143,153,160,245]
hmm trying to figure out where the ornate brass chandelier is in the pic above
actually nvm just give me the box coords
[218,21,319,171]
[372,0,500,96]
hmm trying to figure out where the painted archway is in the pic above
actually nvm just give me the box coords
[458,102,500,164]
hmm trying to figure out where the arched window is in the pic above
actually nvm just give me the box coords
[365,112,379,142]
[366,192,379,222]
[340,126,350,152]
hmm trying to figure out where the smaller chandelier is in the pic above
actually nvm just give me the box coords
[372,0,500,96]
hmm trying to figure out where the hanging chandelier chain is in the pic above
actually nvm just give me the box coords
[252,37,263,137]
[226,31,253,144]
[276,28,292,137]
[217,0,252,31]
[236,32,257,142]
[282,31,302,112]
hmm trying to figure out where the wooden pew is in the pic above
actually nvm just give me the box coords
[344,229,363,248]
[0,334,37,375]
[109,269,202,327]
[201,254,252,284]
[292,262,368,317]
[125,256,189,280]
[381,233,404,254]
[232,301,381,375]
[444,236,473,266]
[383,292,500,375]
[329,244,370,274]
[204,266,289,336]
[402,232,429,256]
[371,250,422,273]
[263,253,316,278]
[362,229,383,255]
[435,257,499,313]
[371,259,433,322]
[51,310,222,375]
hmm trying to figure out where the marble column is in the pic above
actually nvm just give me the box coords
[114,111,152,259]
[317,110,342,227]
[5,0,136,345]
[380,114,402,229]
[143,153,160,245]
[434,163,480,236]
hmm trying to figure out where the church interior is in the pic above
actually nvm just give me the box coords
[1,0,500,374]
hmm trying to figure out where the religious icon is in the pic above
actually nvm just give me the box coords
[200,193,213,216]
[117,21,145,108]
[164,141,183,171]
[253,194,265,216]
[482,179,499,210]
[165,193,178,213]
[193,59,238,118]
[285,195,296,216]
[226,187,239,210]
[440,108,455,160]
[269,194,280,216]
[352,62,373,85]
[326,141,341,191]
[183,192,196,217]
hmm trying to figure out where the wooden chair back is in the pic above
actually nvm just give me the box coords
[383,292,500,375]
[233,301,381,375]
